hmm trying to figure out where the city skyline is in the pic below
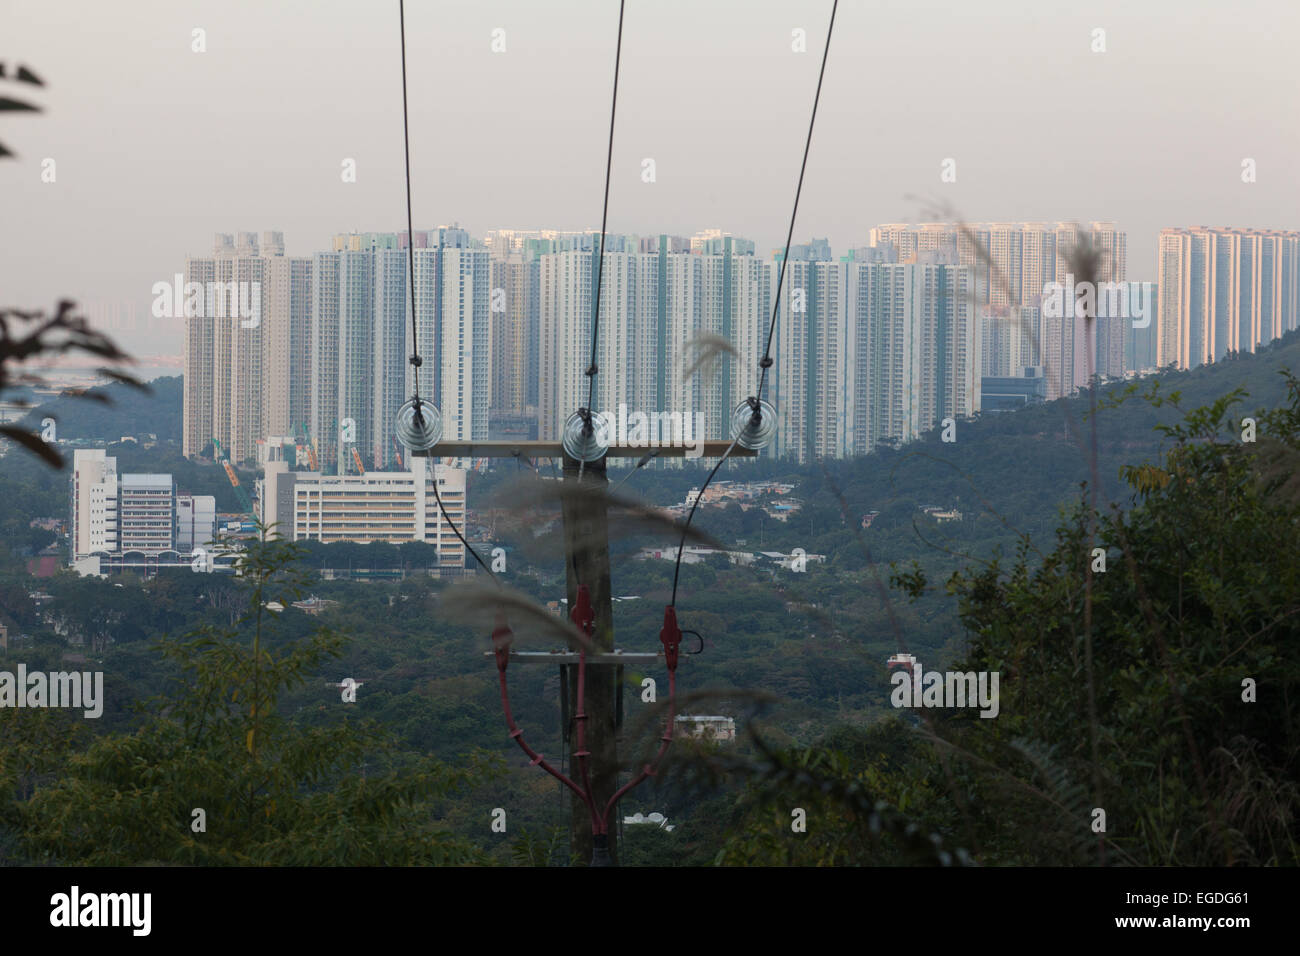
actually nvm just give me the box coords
[12,214,1290,371]
[5,0,1297,361]
[173,218,1300,467]
[173,222,1079,467]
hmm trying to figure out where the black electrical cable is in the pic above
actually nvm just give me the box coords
[756,0,838,406]
[611,449,659,494]
[431,472,497,581]
[669,438,739,607]
[399,0,424,409]
[670,1,837,608]
[398,0,494,583]
[582,0,626,427]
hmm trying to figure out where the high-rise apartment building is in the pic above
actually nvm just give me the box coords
[538,233,605,442]
[436,244,492,444]
[185,227,492,476]
[183,231,312,463]
[484,229,591,428]
[869,221,1127,400]
[757,238,981,461]
[1125,285,1159,374]
[489,252,538,419]
[262,255,314,440]
[312,231,396,474]
[772,240,847,461]
[1157,227,1300,370]
[308,227,490,475]
[536,232,770,454]
[849,253,979,454]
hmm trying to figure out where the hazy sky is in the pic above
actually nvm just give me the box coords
[3,0,1297,359]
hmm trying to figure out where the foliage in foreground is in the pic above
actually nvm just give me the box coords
[1,534,491,865]
[693,374,1300,866]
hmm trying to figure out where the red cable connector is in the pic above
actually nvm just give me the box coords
[494,586,687,844]
[570,584,595,637]
[659,605,682,672]
[601,605,684,829]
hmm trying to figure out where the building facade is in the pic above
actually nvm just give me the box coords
[70,449,118,560]
[183,231,311,464]
[1157,227,1300,370]
[70,451,194,570]
[259,458,467,568]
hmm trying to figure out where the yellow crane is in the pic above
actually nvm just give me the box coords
[299,421,319,471]
[351,446,366,476]
[211,438,255,515]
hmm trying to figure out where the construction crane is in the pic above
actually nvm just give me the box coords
[212,438,255,515]
[299,421,319,471]
[392,436,403,469]
[351,446,366,476]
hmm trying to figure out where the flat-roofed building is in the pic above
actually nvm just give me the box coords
[117,473,175,554]
[259,458,466,569]
[176,494,217,553]
[70,449,118,561]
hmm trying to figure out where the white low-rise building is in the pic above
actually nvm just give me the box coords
[674,715,736,742]
[259,458,467,568]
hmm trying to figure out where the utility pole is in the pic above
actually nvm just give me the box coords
[438,438,753,866]
[561,450,618,865]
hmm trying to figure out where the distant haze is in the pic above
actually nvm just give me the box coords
[3,0,1296,358]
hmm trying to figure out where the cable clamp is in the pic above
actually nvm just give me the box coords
[659,605,682,672]
[570,584,596,636]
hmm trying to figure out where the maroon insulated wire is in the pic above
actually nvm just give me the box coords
[493,592,682,841]
[574,645,595,821]
[570,586,599,831]
[600,605,682,831]
[493,614,598,828]
[602,668,675,831]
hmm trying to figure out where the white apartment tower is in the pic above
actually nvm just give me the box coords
[183,231,312,464]
[407,229,492,449]
[537,233,769,453]
[1157,227,1300,371]
[850,257,978,454]
[772,244,848,461]
[307,227,489,476]
[70,449,118,560]
[870,221,1128,400]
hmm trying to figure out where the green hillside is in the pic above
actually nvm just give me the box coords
[15,374,183,444]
